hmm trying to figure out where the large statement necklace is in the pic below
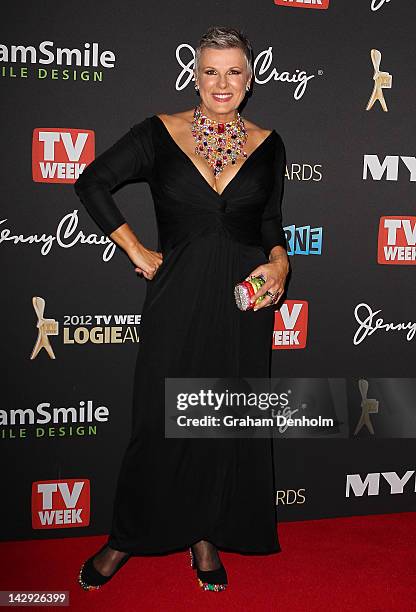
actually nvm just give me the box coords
[191,104,248,177]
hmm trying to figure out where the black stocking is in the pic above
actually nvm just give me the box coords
[92,545,129,576]
[91,541,220,576]
[191,540,221,571]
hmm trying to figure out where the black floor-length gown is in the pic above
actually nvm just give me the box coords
[74,114,287,556]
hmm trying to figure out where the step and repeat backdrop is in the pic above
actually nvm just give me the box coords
[2,0,416,542]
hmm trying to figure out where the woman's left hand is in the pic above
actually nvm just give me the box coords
[245,252,289,311]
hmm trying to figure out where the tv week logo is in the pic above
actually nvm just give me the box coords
[32,479,90,529]
[272,300,308,349]
[275,0,329,9]
[32,128,95,183]
[378,216,416,265]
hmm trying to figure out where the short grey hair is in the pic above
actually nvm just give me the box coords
[194,26,253,79]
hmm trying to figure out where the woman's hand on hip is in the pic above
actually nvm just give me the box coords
[128,243,163,280]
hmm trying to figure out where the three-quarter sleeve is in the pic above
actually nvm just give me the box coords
[73,117,155,236]
[260,134,288,255]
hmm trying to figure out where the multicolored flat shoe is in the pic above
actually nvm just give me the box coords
[189,546,228,592]
[189,546,197,569]
[78,543,131,591]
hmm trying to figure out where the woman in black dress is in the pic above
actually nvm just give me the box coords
[75,25,289,592]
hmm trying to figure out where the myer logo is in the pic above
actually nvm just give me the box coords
[32,127,94,183]
[346,471,415,497]
[363,155,416,181]
[273,300,308,349]
[378,216,416,265]
[32,479,90,529]
[274,0,329,8]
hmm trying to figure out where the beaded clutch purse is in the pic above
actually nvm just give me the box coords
[234,274,267,311]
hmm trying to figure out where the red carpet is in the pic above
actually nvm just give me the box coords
[1,512,415,611]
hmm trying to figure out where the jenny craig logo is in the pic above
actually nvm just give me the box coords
[32,479,90,529]
[371,0,391,11]
[275,0,329,8]
[32,128,95,183]
[378,216,416,265]
[273,300,308,349]
[353,303,416,345]
[0,40,116,81]
[30,295,141,360]
[176,45,322,100]
[0,211,118,262]
[363,155,416,182]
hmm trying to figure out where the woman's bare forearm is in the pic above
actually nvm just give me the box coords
[109,223,144,256]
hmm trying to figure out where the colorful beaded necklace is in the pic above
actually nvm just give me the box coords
[191,104,248,177]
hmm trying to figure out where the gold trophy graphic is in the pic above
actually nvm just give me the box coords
[366,49,392,112]
[30,296,59,359]
[353,378,379,435]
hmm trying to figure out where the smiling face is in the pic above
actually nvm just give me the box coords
[194,46,251,122]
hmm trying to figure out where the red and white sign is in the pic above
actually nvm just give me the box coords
[32,478,90,529]
[378,216,416,265]
[32,128,95,183]
[274,0,329,9]
[272,300,308,349]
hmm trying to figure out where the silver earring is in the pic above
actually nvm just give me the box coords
[195,84,199,91]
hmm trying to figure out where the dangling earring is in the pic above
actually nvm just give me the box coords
[195,83,199,92]
[246,82,250,92]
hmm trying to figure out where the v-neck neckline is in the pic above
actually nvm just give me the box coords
[152,114,276,199]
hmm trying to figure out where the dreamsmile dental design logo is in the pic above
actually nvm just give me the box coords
[2,398,112,441]
[0,40,117,82]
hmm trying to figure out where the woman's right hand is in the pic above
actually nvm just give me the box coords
[128,244,163,280]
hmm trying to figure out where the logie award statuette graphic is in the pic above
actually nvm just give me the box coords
[366,49,392,112]
[353,378,379,435]
[30,296,59,360]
